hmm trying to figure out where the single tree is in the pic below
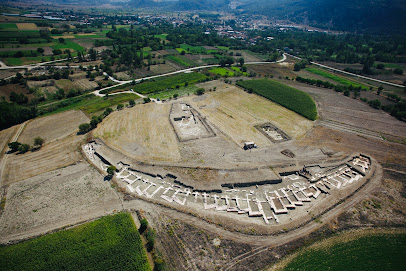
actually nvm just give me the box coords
[139,218,149,234]
[173,93,179,99]
[8,141,21,152]
[238,57,244,67]
[196,88,205,96]
[58,37,65,44]
[143,97,151,103]
[116,104,124,110]
[36,47,44,54]
[34,136,44,148]
[107,165,116,176]
[18,143,30,153]
[78,123,91,134]
[129,100,135,107]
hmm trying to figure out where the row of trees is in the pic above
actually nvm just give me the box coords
[8,137,44,154]
[138,218,165,271]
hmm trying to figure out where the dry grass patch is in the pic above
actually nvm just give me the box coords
[0,126,17,152]
[94,103,180,162]
[3,134,84,185]
[189,82,313,147]
[18,110,89,144]
[16,23,38,30]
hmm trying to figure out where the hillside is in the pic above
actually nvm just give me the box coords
[237,0,406,34]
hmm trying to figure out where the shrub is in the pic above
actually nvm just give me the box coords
[18,143,30,153]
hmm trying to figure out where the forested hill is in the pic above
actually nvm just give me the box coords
[237,0,406,34]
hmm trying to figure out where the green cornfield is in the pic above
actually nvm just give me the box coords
[237,79,318,120]
[283,232,406,271]
[0,213,151,271]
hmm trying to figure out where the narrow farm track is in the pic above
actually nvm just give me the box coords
[222,245,270,271]
[0,121,28,187]
[318,119,383,140]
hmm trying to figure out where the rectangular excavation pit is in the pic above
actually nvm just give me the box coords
[170,103,216,142]
[255,123,291,143]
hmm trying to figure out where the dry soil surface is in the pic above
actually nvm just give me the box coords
[0,162,122,244]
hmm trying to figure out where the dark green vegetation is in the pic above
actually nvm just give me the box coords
[282,232,406,271]
[237,79,318,120]
[39,93,139,116]
[0,213,151,271]
[130,73,207,95]
[238,0,405,34]
[306,68,366,89]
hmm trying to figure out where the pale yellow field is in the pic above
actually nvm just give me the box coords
[16,23,38,30]
[4,134,84,185]
[52,35,75,39]
[18,110,89,144]
[94,103,181,162]
[0,126,17,154]
[189,82,314,146]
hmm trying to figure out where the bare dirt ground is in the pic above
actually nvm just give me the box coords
[18,110,89,144]
[0,162,122,244]
[149,63,178,74]
[0,84,35,101]
[55,78,98,91]
[298,126,406,165]
[285,81,406,138]
[247,63,297,78]
[93,103,181,162]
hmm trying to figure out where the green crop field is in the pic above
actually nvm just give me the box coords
[154,34,168,40]
[166,55,195,67]
[149,85,199,100]
[216,46,230,51]
[0,23,18,31]
[209,67,235,76]
[281,232,406,271]
[237,79,318,120]
[0,213,151,271]
[306,67,366,89]
[51,40,85,52]
[132,72,207,94]
[39,93,140,116]
[231,67,249,76]
[202,58,220,64]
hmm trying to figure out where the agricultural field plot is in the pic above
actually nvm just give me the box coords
[149,63,178,74]
[38,93,140,116]
[51,40,85,52]
[289,82,406,138]
[94,103,181,162]
[187,81,313,147]
[16,23,38,30]
[131,72,207,94]
[306,67,368,89]
[209,67,235,76]
[271,229,406,271]
[55,78,98,91]
[18,110,89,144]
[0,23,18,31]
[0,213,150,271]
[0,162,122,243]
[0,84,34,101]
[3,133,84,184]
[165,55,196,67]
[237,79,318,120]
